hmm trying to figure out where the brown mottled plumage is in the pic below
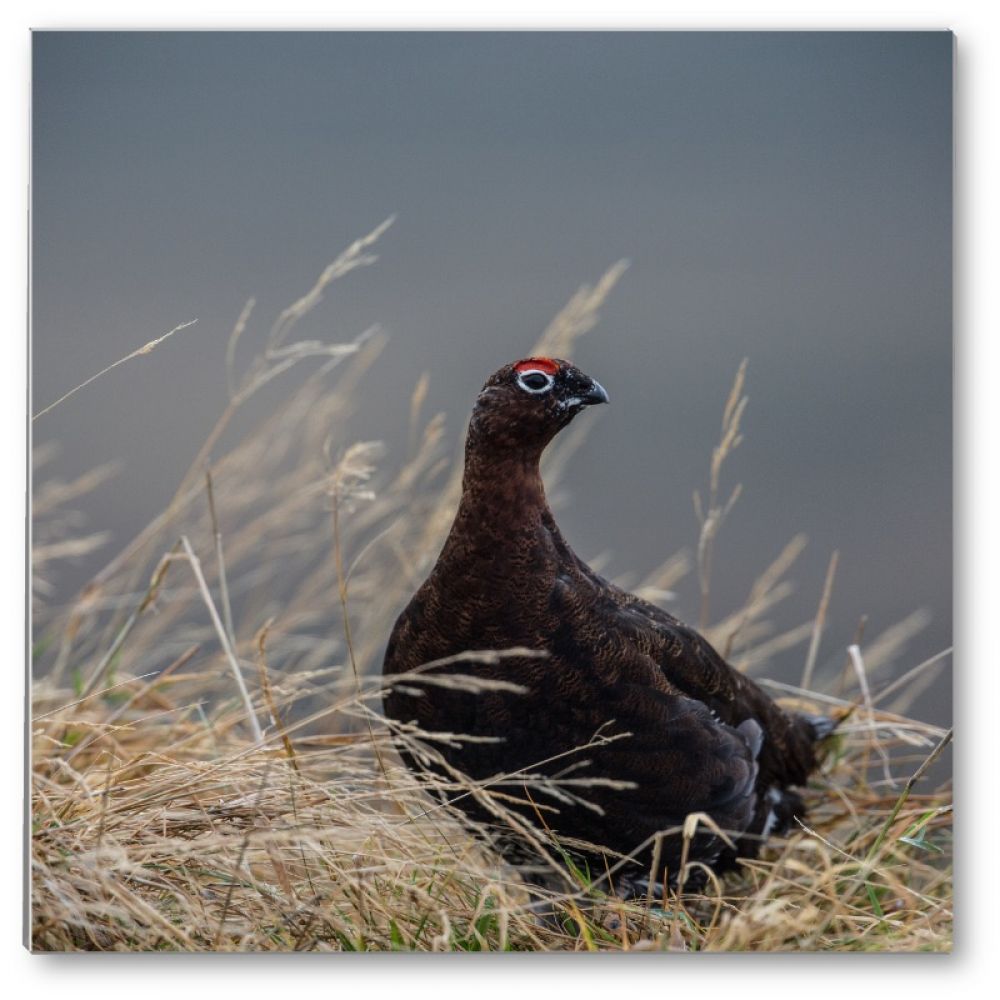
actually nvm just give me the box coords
[383,358,830,894]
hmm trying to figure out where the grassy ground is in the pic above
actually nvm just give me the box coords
[30,222,952,952]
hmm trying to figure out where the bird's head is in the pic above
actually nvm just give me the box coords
[468,357,609,456]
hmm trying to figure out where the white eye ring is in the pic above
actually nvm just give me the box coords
[516,369,555,394]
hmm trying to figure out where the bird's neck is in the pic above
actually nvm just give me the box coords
[449,445,553,552]
[432,441,579,612]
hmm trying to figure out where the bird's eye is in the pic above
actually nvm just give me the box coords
[517,370,554,393]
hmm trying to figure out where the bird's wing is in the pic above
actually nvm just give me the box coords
[585,679,763,845]
[616,591,748,709]
[572,560,818,788]
[565,552,747,711]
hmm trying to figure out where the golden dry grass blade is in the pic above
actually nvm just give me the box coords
[33,320,198,421]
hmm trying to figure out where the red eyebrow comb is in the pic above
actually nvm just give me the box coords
[514,357,560,375]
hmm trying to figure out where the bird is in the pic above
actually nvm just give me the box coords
[382,357,832,896]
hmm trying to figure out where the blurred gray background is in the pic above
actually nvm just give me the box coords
[31,32,952,722]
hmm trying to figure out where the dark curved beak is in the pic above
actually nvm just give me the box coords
[581,379,610,406]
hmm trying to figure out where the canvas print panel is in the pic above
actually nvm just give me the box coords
[30,31,952,952]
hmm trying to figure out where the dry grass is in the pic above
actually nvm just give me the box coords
[29,222,952,952]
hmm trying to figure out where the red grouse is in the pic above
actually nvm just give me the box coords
[383,357,831,895]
